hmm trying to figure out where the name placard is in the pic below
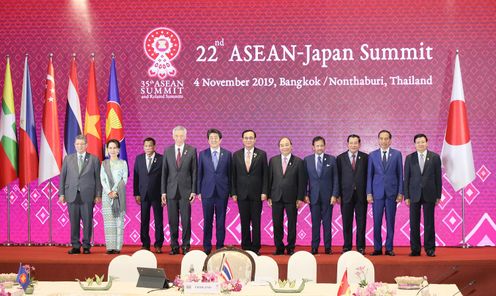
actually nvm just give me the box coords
[183,282,221,294]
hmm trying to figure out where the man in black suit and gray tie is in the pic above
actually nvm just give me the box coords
[336,134,368,255]
[231,130,268,255]
[404,134,442,257]
[161,126,197,255]
[133,137,164,253]
[59,135,102,254]
[268,137,306,255]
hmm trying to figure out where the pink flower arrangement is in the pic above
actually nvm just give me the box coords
[354,282,396,296]
[0,283,12,296]
[173,272,242,293]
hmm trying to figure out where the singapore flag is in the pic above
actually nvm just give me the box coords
[441,52,475,192]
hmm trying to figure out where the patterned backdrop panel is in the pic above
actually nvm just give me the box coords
[0,0,495,247]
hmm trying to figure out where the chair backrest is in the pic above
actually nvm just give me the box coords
[108,255,139,282]
[181,250,207,275]
[244,250,258,260]
[287,251,317,282]
[203,247,255,283]
[254,255,279,283]
[336,251,375,284]
[132,250,157,268]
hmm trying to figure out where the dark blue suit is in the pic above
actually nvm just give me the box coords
[197,148,232,252]
[367,148,403,252]
[133,153,164,248]
[304,153,339,250]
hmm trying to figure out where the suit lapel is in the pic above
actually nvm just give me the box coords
[384,150,393,172]
[422,151,431,176]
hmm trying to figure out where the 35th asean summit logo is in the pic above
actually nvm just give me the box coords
[144,27,181,79]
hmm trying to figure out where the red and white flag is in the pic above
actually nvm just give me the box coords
[39,55,62,184]
[441,52,475,192]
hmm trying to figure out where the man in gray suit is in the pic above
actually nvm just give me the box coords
[59,135,102,254]
[161,126,197,255]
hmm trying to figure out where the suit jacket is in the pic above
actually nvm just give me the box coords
[268,154,306,203]
[161,144,197,199]
[197,147,232,198]
[231,147,268,200]
[59,152,102,203]
[404,150,442,203]
[366,148,404,199]
[304,153,339,205]
[336,151,368,203]
[133,152,163,201]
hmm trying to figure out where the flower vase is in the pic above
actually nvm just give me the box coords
[25,286,35,294]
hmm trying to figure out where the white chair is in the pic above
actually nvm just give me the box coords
[131,249,157,268]
[287,251,317,282]
[181,250,207,275]
[108,255,138,282]
[203,247,255,283]
[245,250,258,260]
[254,255,279,283]
[336,251,375,284]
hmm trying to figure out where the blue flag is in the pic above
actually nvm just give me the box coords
[16,264,30,290]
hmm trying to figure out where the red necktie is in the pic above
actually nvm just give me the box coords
[176,148,182,168]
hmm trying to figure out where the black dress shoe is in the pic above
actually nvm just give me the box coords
[106,250,114,254]
[68,248,81,254]
[141,246,151,251]
[371,250,382,256]
[357,248,365,255]
[83,248,91,254]
[286,248,295,255]
[426,249,436,257]
[169,248,180,255]
[273,249,284,255]
[182,247,190,255]
[325,248,332,254]
[409,251,421,256]
[114,250,120,254]
[155,247,163,254]
[342,248,351,254]
[385,250,395,256]
[311,248,318,255]
[204,249,211,255]
[253,250,261,256]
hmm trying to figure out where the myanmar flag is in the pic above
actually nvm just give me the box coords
[0,56,18,189]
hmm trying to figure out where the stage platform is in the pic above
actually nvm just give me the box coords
[1,245,493,295]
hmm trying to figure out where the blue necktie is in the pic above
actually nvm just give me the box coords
[316,155,323,177]
[382,151,387,168]
[212,150,219,170]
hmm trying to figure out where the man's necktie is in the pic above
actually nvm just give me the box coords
[147,157,152,172]
[316,155,323,177]
[78,155,84,174]
[212,151,219,170]
[382,151,387,168]
[176,148,182,168]
[419,153,425,174]
[283,157,288,175]
[245,151,251,172]
[352,153,356,171]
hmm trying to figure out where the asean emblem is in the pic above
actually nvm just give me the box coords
[144,27,181,79]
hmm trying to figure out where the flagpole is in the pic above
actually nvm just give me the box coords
[6,185,11,246]
[461,188,469,248]
[27,185,31,245]
[48,180,53,245]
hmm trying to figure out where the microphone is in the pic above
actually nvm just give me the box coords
[451,280,475,296]
[415,265,459,296]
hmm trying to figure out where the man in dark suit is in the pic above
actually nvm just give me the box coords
[268,137,306,255]
[231,130,268,255]
[133,137,164,253]
[336,134,368,255]
[197,129,232,255]
[367,130,403,256]
[59,135,102,254]
[404,134,442,257]
[304,136,339,255]
[161,126,197,255]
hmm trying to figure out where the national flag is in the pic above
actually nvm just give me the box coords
[84,54,103,161]
[441,52,475,191]
[105,56,127,161]
[19,55,39,188]
[337,270,351,296]
[39,55,62,184]
[0,56,18,189]
[16,264,30,290]
[63,54,82,156]
[220,257,233,282]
